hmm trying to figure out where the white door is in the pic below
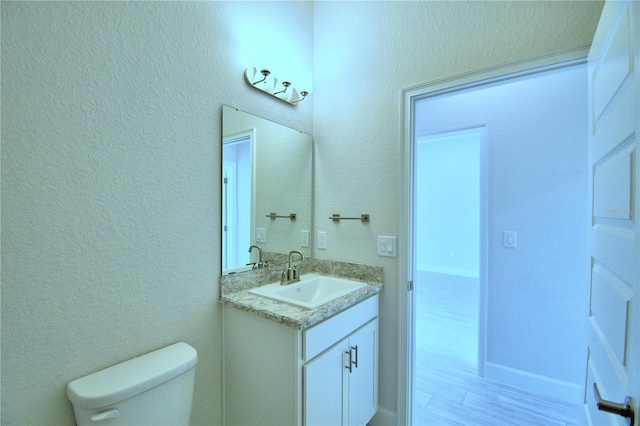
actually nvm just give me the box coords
[584,1,639,425]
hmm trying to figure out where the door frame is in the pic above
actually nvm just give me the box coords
[397,46,591,425]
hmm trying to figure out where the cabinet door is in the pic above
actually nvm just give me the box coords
[347,319,378,426]
[304,339,349,426]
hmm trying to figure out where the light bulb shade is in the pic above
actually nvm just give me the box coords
[244,67,276,92]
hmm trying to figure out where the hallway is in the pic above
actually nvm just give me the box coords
[413,271,582,425]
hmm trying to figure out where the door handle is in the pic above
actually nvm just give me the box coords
[593,383,635,426]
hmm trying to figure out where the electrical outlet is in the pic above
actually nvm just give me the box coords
[317,231,327,249]
[301,230,310,248]
[256,228,267,243]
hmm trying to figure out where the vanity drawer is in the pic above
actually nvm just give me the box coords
[303,294,378,361]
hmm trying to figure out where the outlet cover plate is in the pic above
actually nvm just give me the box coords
[256,228,267,243]
[317,231,327,249]
[301,230,310,248]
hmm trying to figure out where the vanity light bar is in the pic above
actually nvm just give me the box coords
[244,67,311,106]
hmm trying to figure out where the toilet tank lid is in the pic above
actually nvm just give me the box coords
[67,342,197,409]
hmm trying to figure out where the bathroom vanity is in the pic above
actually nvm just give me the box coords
[220,260,382,426]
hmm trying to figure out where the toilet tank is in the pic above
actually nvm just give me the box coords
[67,342,197,426]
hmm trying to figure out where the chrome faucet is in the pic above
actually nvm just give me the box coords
[281,250,304,285]
[248,245,266,269]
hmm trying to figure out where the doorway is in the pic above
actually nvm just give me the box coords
[413,129,482,422]
[400,57,591,425]
[222,132,252,270]
[414,128,482,364]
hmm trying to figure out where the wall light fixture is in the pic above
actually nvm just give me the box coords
[244,67,312,105]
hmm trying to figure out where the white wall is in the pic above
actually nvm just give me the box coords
[415,64,590,399]
[1,2,312,424]
[313,1,602,420]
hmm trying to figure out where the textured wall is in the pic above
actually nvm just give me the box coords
[313,0,602,419]
[1,2,312,424]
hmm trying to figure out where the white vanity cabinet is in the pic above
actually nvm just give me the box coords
[222,294,379,426]
[304,318,378,426]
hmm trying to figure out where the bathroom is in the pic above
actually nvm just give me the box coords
[2,1,609,425]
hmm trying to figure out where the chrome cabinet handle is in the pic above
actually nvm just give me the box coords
[593,383,635,426]
[345,346,359,373]
[345,350,353,373]
[351,345,358,369]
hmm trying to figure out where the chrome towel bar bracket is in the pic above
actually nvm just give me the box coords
[266,213,296,220]
[329,214,369,222]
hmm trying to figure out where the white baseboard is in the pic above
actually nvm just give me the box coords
[485,362,583,404]
[369,406,396,426]
[418,264,479,278]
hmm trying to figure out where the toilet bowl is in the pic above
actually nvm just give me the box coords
[67,342,197,425]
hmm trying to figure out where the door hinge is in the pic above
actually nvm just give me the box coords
[407,280,413,291]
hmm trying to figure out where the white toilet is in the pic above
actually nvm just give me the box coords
[67,342,198,425]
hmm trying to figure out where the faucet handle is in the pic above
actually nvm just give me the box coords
[292,266,299,280]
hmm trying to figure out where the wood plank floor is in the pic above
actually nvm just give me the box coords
[413,271,582,425]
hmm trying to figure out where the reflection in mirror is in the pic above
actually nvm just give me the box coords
[222,105,312,275]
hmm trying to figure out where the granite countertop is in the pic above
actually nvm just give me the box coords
[219,259,383,330]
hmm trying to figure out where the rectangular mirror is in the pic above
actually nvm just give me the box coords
[222,105,313,275]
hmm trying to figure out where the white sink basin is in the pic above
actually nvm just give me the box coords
[249,274,367,310]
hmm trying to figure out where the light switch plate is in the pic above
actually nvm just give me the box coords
[256,228,267,243]
[377,236,397,257]
[301,230,310,248]
[504,231,517,248]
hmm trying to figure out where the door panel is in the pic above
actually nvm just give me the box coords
[347,320,378,426]
[586,1,639,425]
[592,4,633,123]
[303,340,347,426]
[591,260,633,367]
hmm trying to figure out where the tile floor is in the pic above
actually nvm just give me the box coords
[412,271,582,425]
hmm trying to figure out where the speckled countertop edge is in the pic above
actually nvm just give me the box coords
[219,259,383,330]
